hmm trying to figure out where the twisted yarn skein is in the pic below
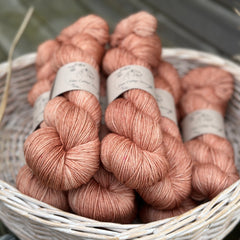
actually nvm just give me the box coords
[179,66,239,201]
[101,12,169,189]
[24,16,109,191]
[68,166,137,223]
[28,39,60,106]
[17,165,69,211]
[29,14,109,106]
[68,74,137,223]
[137,61,192,210]
[102,12,192,211]
[57,14,109,45]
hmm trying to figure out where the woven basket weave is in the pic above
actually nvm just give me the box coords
[0,48,239,240]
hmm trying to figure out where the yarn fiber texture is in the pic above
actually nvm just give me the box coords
[137,61,192,210]
[179,66,240,201]
[17,165,69,211]
[101,12,168,190]
[68,167,136,223]
[68,74,137,223]
[17,33,64,211]
[28,39,60,106]
[24,15,109,191]
[101,11,192,211]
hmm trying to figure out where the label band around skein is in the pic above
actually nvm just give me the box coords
[32,91,50,131]
[155,89,177,124]
[50,62,100,100]
[107,65,156,104]
[181,109,226,142]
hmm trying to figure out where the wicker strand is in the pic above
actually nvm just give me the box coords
[0,7,34,124]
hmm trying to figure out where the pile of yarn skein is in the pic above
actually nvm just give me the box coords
[16,12,239,224]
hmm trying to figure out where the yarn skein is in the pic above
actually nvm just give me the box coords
[17,39,62,209]
[24,16,109,191]
[179,66,239,201]
[101,12,169,189]
[57,14,109,45]
[17,165,69,211]
[68,166,137,223]
[68,75,137,223]
[137,61,192,210]
[29,14,109,106]
[28,39,60,106]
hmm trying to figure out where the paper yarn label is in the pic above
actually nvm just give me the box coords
[32,91,50,130]
[50,62,100,100]
[107,65,155,103]
[181,109,226,142]
[155,89,177,124]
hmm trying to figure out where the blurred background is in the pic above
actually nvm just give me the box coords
[0,0,239,63]
[0,0,239,239]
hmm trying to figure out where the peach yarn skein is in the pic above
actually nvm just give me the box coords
[57,14,109,45]
[24,16,109,191]
[17,165,69,211]
[18,16,107,208]
[28,39,60,106]
[101,12,169,189]
[29,15,109,106]
[17,39,64,210]
[68,166,136,223]
[137,61,192,210]
[179,66,239,201]
[17,42,62,209]
[68,75,136,223]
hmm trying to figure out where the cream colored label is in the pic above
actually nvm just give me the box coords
[181,109,225,142]
[50,62,100,100]
[100,96,107,124]
[32,91,50,130]
[155,89,177,124]
[107,65,155,103]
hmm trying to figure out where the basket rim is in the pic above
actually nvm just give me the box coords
[0,48,240,239]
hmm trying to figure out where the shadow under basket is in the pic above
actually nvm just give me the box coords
[0,48,240,240]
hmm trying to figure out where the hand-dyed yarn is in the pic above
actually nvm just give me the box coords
[24,15,109,191]
[101,12,192,211]
[179,66,239,201]
[68,167,136,223]
[137,61,192,210]
[17,165,69,211]
[101,12,169,189]
[68,74,137,223]
[57,14,109,45]
[28,39,60,106]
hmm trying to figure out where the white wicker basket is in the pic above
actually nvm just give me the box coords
[0,48,239,240]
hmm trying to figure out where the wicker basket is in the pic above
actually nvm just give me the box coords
[0,48,239,240]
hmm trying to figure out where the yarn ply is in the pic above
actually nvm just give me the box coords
[68,166,136,223]
[137,61,192,210]
[68,74,137,223]
[28,39,60,106]
[179,66,239,201]
[102,12,192,211]
[17,165,69,211]
[101,12,168,189]
[24,16,109,191]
